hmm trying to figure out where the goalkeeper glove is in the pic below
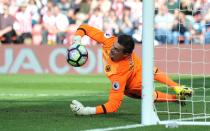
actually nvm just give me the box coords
[176,94,187,106]
[72,35,82,45]
[70,100,96,115]
[173,85,193,97]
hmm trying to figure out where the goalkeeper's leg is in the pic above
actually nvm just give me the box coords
[154,68,193,96]
[154,91,187,106]
[124,88,187,106]
[154,91,176,102]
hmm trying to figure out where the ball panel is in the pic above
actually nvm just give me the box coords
[69,49,80,61]
[68,60,78,67]
[78,56,88,66]
[78,45,88,55]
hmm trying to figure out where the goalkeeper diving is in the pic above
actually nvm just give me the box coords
[70,24,193,115]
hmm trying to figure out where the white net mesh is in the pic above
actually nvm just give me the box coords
[154,0,210,124]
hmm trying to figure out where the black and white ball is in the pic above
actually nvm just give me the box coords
[66,44,88,67]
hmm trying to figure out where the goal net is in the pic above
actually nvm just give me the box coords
[142,0,210,126]
[154,45,210,125]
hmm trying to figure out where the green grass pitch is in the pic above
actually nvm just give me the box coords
[0,74,210,131]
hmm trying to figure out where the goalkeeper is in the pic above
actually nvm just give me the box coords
[70,24,193,115]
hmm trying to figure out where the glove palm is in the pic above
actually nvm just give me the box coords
[70,100,96,115]
[72,35,82,45]
[173,86,193,97]
[174,86,193,106]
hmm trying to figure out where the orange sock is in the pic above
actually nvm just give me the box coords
[154,91,177,102]
[154,69,178,87]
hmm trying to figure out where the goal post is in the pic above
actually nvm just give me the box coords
[141,0,158,125]
[141,0,210,126]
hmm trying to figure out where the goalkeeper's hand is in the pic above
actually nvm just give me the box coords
[173,86,193,97]
[72,35,82,45]
[70,100,96,115]
[176,94,187,106]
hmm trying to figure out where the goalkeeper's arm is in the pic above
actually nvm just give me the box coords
[70,93,123,115]
[70,79,125,115]
[72,24,115,47]
[70,75,126,115]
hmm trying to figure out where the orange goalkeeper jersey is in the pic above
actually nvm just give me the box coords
[75,24,142,114]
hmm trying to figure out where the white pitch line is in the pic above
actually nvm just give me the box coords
[169,115,210,121]
[83,124,144,131]
[0,81,109,84]
[83,115,210,131]
[84,115,210,131]
[0,93,107,97]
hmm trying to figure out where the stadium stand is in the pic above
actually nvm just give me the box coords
[0,0,210,45]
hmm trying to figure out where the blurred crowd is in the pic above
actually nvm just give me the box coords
[0,0,210,45]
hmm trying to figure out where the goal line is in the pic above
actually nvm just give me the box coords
[84,115,210,131]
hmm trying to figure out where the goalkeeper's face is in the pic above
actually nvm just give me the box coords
[110,42,128,62]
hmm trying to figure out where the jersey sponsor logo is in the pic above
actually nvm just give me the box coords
[112,82,120,90]
[105,65,111,72]
[104,33,111,38]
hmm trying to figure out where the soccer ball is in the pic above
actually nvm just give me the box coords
[66,44,88,67]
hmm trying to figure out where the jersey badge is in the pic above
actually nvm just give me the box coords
[112,82,120,90]
[104,33,111,38]
[105,65,111,72]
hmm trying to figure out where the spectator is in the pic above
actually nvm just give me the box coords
[124,0,143,43]
[57,0,71,15]
[0,4,16,44]
[155,5,174,44]
[26,0,41,26]
[204,8,210,44]
[191,10,205,44]
[13,2,33,44]
[201,0,210,15]
[88,7,103,30]
[172,10,191,44]
[132,21,142,43]
[112,0,124,20]
[51,0,60,5]
[40,0,54,16]
[180,0,193,16]
[117,6,134,36]
[98,0,111,16]
[53,5,69,44]
[42,7,56,45]
[79,0,91,15]
[103,9,119,35]
[42,5,69,45]
[166,0,180,14]
[1,0,210,45]
[76,0,91,24]
[155,0,167,9]
[67,8,78,25]
[124,0,142,23]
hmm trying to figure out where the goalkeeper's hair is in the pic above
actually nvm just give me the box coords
[118,34,135,54]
